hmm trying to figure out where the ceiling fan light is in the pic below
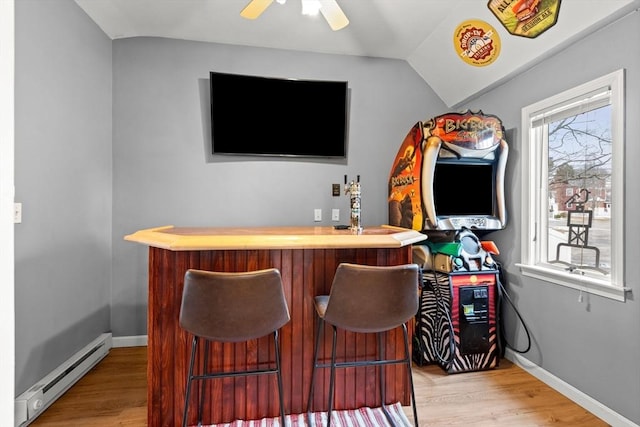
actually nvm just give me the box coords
[301,0,322,16]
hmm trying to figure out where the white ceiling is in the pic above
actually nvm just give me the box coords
[75,0,638,107]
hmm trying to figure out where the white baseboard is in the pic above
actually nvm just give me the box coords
[505,349,638,427]
[111,335,147,348]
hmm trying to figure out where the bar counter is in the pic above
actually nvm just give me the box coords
[125,225,426,426]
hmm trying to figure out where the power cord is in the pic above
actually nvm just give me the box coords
[496,262,531,354]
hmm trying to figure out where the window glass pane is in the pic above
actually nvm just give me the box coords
[545,105,611,276]
[520,70,624,299]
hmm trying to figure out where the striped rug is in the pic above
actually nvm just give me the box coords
[204,403,412,427]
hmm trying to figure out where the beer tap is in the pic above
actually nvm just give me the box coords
[345,174,362,234]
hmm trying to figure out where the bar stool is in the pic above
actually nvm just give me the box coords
[179,268,290,427]
[306,263,420,427]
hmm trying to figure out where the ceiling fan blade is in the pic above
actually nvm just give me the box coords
[318,0,349,31]
[240,0,275,20]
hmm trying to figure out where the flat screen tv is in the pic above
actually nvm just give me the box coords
[210,71,349,158]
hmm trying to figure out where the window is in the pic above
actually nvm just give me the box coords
[518,69,628,301]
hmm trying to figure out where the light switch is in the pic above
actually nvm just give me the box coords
[14,202,22,224]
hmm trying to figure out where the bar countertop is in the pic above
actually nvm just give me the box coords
[124,224,427,251]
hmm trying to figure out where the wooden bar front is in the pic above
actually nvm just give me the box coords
[126,226,426,426]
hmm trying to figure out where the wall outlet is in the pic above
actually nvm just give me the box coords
[314,209,322,222]
[332,209,340,221]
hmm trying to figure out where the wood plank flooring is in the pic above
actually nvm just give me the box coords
[30,347,147,427]
[30,346,608,426]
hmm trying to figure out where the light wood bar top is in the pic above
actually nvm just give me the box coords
[125,224,426,251]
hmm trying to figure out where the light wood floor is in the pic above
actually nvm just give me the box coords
[30,346,608,426]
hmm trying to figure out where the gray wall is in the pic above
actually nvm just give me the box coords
[14,0,640,424]
[458,11,640,424]
[14,0,112,395]
[111,37,447,335]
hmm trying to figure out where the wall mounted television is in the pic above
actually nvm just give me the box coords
[210,71,349,158]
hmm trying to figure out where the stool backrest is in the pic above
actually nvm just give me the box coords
[323,263,419,333]
[179,268,290,342]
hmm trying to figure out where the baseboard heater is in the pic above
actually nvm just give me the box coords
[15,332,113,426]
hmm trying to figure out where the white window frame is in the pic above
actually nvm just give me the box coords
[517,69,628,301]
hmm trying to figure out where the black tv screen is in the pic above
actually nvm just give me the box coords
[210,72,349,158]
[433,162,494,216]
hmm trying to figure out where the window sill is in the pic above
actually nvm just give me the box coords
[515,263,630,302]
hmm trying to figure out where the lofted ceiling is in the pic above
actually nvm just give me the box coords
[75,0,638,107]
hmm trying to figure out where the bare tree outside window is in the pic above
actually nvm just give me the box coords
[546,105,612,274]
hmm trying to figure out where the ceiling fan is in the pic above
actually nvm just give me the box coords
[241,0,349,31]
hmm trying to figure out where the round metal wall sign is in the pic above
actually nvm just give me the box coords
[453,19,501,67]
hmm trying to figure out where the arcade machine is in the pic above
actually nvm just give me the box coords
[388,110,508,373]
